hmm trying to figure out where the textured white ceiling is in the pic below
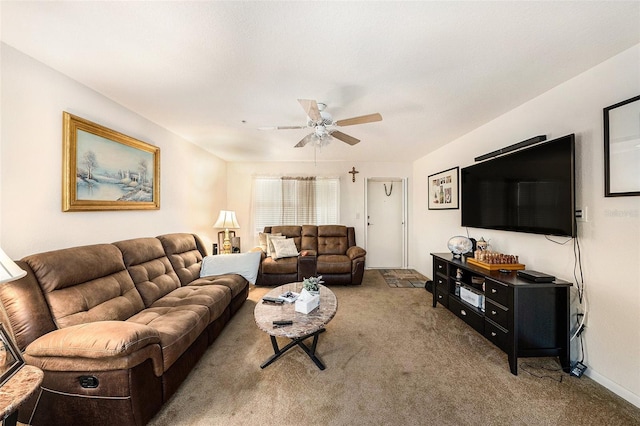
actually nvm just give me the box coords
[2,1,639,163]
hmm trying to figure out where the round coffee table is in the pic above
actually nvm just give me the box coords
[254,282,337,370]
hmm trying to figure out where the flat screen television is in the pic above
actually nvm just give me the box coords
[461,134,576,237]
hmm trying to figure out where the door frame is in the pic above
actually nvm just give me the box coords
[364,177,408,268]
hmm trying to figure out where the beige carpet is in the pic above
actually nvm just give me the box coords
[379,268,429,288]
[148,270,640,426]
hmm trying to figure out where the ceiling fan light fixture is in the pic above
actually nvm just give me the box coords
[264,98,382,149]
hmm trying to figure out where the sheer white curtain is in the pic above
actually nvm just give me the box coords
[252,176,340,234]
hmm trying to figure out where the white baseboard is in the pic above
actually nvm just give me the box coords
[585,368,640,409]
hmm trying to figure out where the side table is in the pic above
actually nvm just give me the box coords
[0,365,44,426]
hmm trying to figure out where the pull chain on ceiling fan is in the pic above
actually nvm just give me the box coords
[259,99,382,148]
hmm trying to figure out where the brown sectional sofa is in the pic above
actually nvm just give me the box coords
[0,233,248,426]
[256,225,366,286]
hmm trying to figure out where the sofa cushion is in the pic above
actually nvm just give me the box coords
[189,274,247,299]
[23,244,145,328]
[317,254,352,274]
[127,304,209,372]
[114,237,182,307]
[301,225,318,251]
[261,256,298,274]
[269,226,302,250]
[157,233,204,286]
[317,225,349,255]
[151,285,231,322]
[200,251,261,284]
[0,261,57,351]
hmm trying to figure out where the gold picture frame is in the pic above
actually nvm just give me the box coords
[63,112,160,211]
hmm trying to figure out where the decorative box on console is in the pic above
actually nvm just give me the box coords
[460,285,485,311]
[295,289,320,314]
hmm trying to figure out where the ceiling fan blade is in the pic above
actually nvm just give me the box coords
[298,99,321,122]
[294,133,316,148]
[335,113,382,127]
[331,130,360,145]
[258,125,307,130]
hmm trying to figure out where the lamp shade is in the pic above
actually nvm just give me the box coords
[213,210,240,229]
[0,247,26,284]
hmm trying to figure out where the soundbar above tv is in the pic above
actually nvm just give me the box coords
[461,134,576,237]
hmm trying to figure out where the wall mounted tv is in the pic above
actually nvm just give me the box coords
[461,134,576,237]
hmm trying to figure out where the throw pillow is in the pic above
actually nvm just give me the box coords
[266,234,286,257]
[200,251,262,284]
[258,232,281,252]
[271,238,299,260]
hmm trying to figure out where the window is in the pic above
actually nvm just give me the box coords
[252,176,340,233]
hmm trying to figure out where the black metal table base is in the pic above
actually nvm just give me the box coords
[261,328,327,370]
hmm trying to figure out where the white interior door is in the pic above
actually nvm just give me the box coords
[365,178,406,268]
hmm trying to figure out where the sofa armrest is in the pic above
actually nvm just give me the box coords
[26,321,160,359]
[25,321,164,375]
[347,246,366,260]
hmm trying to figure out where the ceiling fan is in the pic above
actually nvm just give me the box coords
[259,99,382,148]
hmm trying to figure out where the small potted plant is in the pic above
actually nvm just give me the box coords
[302,275,323,295]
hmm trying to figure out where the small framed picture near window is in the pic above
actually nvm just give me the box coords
[62,112,160,211]
[428,166,459,210]
[604,95,640,197]
[0,323,24,386]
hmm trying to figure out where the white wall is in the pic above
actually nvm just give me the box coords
[227,161,411,253]
[412,44,640,407]
[0,44,228,257]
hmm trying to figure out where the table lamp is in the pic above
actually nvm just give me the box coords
[0,247,26,284]
[213,210,240,254]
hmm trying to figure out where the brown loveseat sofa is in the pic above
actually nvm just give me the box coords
[0,233,248,426]
[256,225,366,286]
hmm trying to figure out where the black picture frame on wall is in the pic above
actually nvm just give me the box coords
[428,166,459,210]
[604,94,640,197]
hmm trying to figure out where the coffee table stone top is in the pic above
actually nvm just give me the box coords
[254,283,337,339]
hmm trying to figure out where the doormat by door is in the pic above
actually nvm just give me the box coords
[379,269,429,288]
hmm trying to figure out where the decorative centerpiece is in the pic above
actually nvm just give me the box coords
[447,236,473,258]
[302,275,323,295]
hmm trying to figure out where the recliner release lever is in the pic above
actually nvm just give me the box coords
[79,375,99,388]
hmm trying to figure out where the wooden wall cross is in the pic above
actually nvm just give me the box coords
[349,166,359,182]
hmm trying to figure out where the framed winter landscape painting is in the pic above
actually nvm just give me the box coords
[62,112,160,211]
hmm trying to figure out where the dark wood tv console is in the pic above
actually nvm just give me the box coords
[431,253,572,375]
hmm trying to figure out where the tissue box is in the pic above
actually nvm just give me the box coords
[295,289,320,314]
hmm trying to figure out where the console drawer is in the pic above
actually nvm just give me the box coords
[434,275,447,290]
[485,279,508,306]
[434,259,448,275]
[435,288,448,308]
[449,297,484,334]
[485,300,508,330]
[485,319,509,351]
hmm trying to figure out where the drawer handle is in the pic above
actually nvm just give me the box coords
[491,332,497,337]
[491,288,497,293]
[438,295,443,299]
[438,264,443,270]
[491,310,497,315]
[460,309,467,316]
